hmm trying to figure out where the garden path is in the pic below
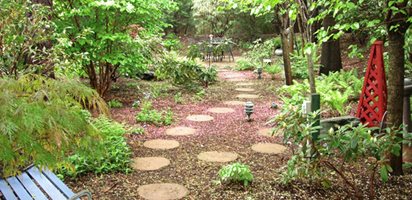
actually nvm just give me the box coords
[69,60,290,199]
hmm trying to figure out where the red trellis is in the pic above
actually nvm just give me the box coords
[356,41,387,127]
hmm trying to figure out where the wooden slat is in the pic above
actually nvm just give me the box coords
[41,168,74,198]
[5,177,32,200]
[27,167,67,199]
[0,179,17,200]
[16,172,48,200]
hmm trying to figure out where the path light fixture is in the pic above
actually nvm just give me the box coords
[257,67,263,79]
[244,101,254,121]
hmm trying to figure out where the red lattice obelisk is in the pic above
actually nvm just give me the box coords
[356,41,387,127]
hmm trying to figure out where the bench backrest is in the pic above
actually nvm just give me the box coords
[0,166,75,200]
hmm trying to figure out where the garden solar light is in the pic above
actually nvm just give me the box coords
[244,101,254,121]
[257,67,263,79]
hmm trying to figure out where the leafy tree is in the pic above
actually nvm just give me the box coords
[53,0,177,96]
[0,74,108,177]
[0,0,55,77]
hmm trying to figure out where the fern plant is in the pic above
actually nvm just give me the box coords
[0,74,108,177]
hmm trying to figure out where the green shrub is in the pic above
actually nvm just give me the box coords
[199,66,218,87]
[277,110,407,198]
[218,162,254,186]
[277,70,362,115]
[235,58,256,71]
[162,34,182,51]
[130,126,145,135]
[108,99,123,108]
[0,75,107,177]
[136,101,173,126]
[174,92,184,104]
[265,64,282,78]
[157,51,217,90]
[58,116,132,177]
[187,44,203,59]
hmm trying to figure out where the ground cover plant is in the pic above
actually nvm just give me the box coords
[218,162,254,187]
[136,101,174,126]
[58,116,132,178]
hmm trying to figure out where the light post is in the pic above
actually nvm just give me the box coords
[244,101,254,121]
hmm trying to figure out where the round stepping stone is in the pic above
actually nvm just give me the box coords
[225,74,244,78]
[235,88,255,92]
[197,151,238,162]
[138,183,188,200]
[236,82,254,86]
[257,128,273,137]
[236,94,259,99]
[143,139,180,150]
[207,107,235,114]
[186,115,214,122]
[223,100,245,106]
[251,143,287,154]
[165,126,196,136]
[132,157,170,171]
[227,78,247,82]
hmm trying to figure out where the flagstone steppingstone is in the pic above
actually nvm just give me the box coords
[207,107,235,114]
[235,82,255,86]
[235,88,255,92]
[186,115,214,122]
[166,126,196,136]
[197,151,238,163]
[132,157,170,171]
[251,143,287,154]
[224,74,245,79]
[137,183,189,200]
[227,78,247,82]
[236,94,260,99]
[143,139,180,150]
[223,100,245,106]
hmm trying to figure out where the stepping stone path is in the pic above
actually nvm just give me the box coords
[132,157,170,171]
[186,115,214,122]
[236,94,259,99]
[207,107,235,114]
[223,100,245,106]
[236,82,254,86]
[251,143,287,154]
[166,126,196,136]
[235,88,255,92]
[143,139,180,150]
[197,151,238,163]
[138,183,188,200]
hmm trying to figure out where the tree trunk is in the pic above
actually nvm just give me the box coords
[281,32,293,85]
[320,14,342,75]
[386,1,410,176]
[387,29,405,176]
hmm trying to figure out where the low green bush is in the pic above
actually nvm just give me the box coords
[156,51,217,90]
[108,99,123,108]
[235,58,256,71]
[277,70,363,115]
[136,101,173,126]
[162,34,182,51]
[58,116,132,177]
[218,162,254,187]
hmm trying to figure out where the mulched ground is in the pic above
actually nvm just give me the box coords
[66,59,412,200]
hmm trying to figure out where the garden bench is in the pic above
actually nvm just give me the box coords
[0,165,91,200]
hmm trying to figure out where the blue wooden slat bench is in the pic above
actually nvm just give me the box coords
[0,165,91,200]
